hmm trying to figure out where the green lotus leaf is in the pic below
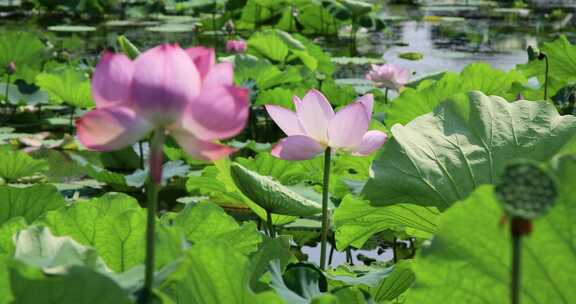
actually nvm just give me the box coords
[364,91,576,210]
[248,30,290,62]
[0,185,64,225]
[231,163,322,216]
[333,195,439,250]
[187,159,299,225]
[160,241,258,304]
[12,226,109,273]
[36,68,94,108]
[372,261,414,302]
[517,35,576,97]
[406,169,576,304]
[0,217,27,257]
[117,35,141,59]
[269,261,329,304]
[39,193,147,272]
[47,25,96,32]
[170,202,263,255]
[0,31,45,82]
[386,63,527,127]
[0,81,49,106]
[7,261,131,304]
[341,0,372,15]
[0,149,48,182]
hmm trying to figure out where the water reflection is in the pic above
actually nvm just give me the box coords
[382,21,529,76]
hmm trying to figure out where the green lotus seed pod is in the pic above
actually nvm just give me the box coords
[230,163,321,217]
[495,162,557,219]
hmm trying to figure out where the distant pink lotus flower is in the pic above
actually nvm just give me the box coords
[265,90,387,160]
[77,44,249,164]
[226,39,247,54]
[366,63,410,90]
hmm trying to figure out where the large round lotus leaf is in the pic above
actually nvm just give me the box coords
[230,163,321,216]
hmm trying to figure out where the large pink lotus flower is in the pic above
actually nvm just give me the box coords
[366,63,410,90]
[77,44,249,161]
[265,90,387,160]
[226,39,247,54]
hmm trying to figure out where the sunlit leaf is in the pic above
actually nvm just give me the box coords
[36,68,94,108]
[333,195,438,250]
[0,185,64,225]
[364,91,576,210]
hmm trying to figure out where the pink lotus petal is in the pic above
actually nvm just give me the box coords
[203,62,233,87]
[352,130,387,156]
[265,105,304,136]
[171,129,236,161]
[271,135,324,160]
[132,44,201,127]
[92,52,133,107]
[366,64,409,90]
[226,40,247,54]
[294,89,334,143]
[186,46,215,80]
[355,94,373,118]
[77,105,153,151]
[328,102,369,150]
[182,85,249,140]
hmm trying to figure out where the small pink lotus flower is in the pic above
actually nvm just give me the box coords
[226,39,247,54]
[77,44,249,162]
[366,63,410,90]
[265,90,387,160]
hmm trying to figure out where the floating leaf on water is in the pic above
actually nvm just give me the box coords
[398,52,423,61]
[104,20,159,27]
[145,23,195,33]
[47,25,97,32]
[331,57,385,65]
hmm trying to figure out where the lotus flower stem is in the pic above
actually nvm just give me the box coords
[138,141,145,169]
[392,237,397,263]
[69,106,75,134]
[319,147,332,270]
[142,128,165,303]
[328,242,335,265]
[3,73,10,106]
[266,210,275,238]
[384,88,389,104]
[346,247,353,265]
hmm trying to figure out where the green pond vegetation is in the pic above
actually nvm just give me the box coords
[0,0,575,303]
